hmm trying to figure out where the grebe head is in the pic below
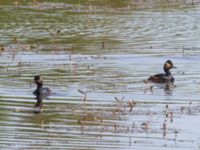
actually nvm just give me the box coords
[34,75,43,86]
[163,60,176,70]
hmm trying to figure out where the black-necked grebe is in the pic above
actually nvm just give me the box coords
[147,60,176,84]
[33,75,51,108]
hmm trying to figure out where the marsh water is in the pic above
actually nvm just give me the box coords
[1,0,200,149]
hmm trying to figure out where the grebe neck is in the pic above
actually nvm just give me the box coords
[164,69,171,76]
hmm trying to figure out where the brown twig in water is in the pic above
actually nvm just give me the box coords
[114,96,125,102]
[169,112,173,123]
[128,100,136,112]
[143,79,148,85]
[17,61,22,77]
[12,50,16,61]
[163,130,166,139]
[114,124,117,132]
[141,121,149,132]
[188,101,192,115]
[162,119,167,139]
[78,89,87,101]
[174,129,178,143]
[0,45,5,54]
[163,119,167,131]
[114,96,125,113]
[101,41,105,49]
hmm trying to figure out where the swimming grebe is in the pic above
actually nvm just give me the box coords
[147,60,176,83]
[33,75,51,108]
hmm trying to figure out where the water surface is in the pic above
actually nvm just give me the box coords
[1,1,200,150]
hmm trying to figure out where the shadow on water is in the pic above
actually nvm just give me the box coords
[1,0,200,150]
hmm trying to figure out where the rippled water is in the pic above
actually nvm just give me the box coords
[1,1,200,150]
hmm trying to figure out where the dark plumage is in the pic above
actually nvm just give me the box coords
[147,60,176,83]
[33,75,51,108]
[33,87,51,100]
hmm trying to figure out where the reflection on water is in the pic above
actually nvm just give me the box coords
[164,82,176,94]
[1,1,200,150]
[144,82,175,95]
